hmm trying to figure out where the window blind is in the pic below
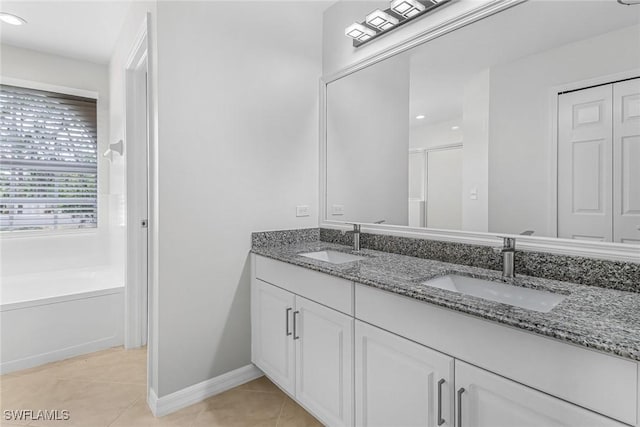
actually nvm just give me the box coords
[0,84,98,232]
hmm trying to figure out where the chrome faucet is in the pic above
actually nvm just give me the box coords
[493,237,516,278]
[341,223,361,251]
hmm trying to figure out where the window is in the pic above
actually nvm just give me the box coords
[0,84,98,232]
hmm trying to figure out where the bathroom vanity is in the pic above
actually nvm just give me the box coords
[250,237,640,427]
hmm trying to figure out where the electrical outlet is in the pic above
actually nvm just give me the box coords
[469,188,478,200]
[332,204,345,215]
[296,205,310,217]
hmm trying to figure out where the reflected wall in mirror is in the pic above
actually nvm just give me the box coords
[326,0,640,244]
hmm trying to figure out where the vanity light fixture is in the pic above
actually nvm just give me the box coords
[0,12,26,25]
[391,0,425,18]
[416,114,425,120]
[345,22,376,42]
[345,0,450,47]
[366,9,399,31]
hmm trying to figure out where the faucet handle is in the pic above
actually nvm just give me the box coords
[341,223,361,235]
[496,236,516,250]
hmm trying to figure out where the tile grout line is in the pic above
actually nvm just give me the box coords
[275,395,287,427]
[105,394,145,427]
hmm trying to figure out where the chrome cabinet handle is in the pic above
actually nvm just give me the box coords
[457,388,465,427]
[293,310,300,340]
[437,379,445,426]
[285,308,292,336]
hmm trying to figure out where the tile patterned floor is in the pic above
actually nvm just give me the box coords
[0,347,322,427]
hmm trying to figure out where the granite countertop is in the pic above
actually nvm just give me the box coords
[251,240,640,362]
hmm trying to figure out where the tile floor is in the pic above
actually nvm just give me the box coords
[0,347,321,427]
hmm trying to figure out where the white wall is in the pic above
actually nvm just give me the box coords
[327,54,410,225]
[488,25,640,237]
[462,69,489,232]
[153,1,322,397]
[0,45,112,276]
[410,117,463,150]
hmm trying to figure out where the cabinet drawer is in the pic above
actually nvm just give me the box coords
[255,255,354,315]
[455,360,628,427]
[355,284,638,425]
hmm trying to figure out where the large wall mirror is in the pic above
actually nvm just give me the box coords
[324,0,640,246]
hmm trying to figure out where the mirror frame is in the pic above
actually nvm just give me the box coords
[319,0,640,263]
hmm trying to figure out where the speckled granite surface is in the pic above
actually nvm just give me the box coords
[251,232,640,361]
[321,228,640,293]
[252,228,319,248]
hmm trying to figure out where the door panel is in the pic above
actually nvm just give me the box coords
[427,147,463,230]
[613,78,640,243]
[251,279,295,395]
[455,361,626,427]
[355,321,454,427]
[558,85,613,241]
[295,296,353,427]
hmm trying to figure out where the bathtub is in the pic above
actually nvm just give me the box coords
[0,267,124,374]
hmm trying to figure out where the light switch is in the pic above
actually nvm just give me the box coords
[296,205,310,217]
[332,204,345,215]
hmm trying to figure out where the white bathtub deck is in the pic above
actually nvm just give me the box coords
[0,266,125,374]
[1,266,123,311]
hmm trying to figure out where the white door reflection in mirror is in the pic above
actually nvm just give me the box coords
[558,78,640,244]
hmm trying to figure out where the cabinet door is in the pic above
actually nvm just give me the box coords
[355,321,454,427]
[294,296,354,427]
[454,361,627,427]
[251,279,295,395]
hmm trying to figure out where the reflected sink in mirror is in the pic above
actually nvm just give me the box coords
[299,250,366,264]
[422,275,566,313]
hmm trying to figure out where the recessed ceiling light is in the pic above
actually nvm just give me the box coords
[451,125,460,130]
[0,12,27,26]
[416,115,425,120]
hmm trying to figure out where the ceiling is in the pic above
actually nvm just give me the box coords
[408,0,640,126]
[0,1,132,64]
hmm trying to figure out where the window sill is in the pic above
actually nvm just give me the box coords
[0,228,100,240]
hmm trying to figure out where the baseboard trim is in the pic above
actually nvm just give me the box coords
[0,336,122,375]
[148,364,263,417]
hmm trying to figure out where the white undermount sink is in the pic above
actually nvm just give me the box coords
[422,274,566,313]
[299,250,366,264]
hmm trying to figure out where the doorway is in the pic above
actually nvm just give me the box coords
[124,28,150,348]
[408,144,463,229]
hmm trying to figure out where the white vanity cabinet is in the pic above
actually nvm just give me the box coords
[355,320,454,427]
[455,360,628,427]
[251,255,354,427]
